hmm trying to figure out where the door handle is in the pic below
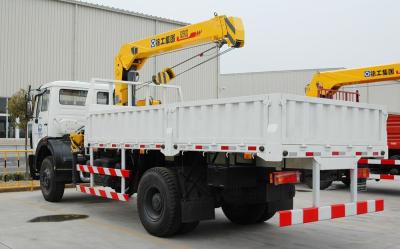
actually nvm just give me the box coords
[44,123,48,126]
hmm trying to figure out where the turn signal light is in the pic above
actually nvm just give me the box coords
[270,171,301,185]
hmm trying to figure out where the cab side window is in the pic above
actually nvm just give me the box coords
[97,91,109,105]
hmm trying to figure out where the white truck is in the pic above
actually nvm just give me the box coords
[27,78,386,237]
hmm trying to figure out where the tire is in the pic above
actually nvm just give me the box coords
[257,205,276,223]
[304,176,332,190]
[137,167,181,237]
[177,221,200,235]
[40,156,65,202]
[222,202,266,225]
[341,179,350,187]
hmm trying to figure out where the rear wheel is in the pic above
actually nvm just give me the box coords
[40,156,65,202]
[222,202,266,225]
[137,167,181,237]
[177,221,200,234]
[257,205,276,222]
[304,176,332,190]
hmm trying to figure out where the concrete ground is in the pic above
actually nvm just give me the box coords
[0,181,399,249]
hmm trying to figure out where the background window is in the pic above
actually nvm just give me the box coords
[97,92,109,105]
[0,116,6,138]
[59,89,88,106]
[0,97,7,113]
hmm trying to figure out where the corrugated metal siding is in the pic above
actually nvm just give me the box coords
[0,0,75,96]
[0,0,218,101]
[220,69,400,113]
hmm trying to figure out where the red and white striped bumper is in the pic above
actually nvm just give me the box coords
[76,185,129,202]
[358,159,400,166]
[370,173,400,181]
[279,199,384,227]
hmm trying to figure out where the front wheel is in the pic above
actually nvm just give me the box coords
[40,156,65,202]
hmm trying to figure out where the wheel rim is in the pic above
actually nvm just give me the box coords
[144,187,164,222]
[41,167,51,190]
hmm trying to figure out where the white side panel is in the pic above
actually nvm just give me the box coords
[281,94,386,145]
[173,96,267,144]
[86,93,387,162]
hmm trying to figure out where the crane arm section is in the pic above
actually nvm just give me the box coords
[114,15,244,105]
[306,63,400,97]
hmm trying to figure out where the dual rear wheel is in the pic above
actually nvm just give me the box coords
[221,203,275,225]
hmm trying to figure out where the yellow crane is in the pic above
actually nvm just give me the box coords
[114,14,244,105]
[305,63,400,98]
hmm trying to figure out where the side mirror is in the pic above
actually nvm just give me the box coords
[26,101,33,118]
[25,85,34,119]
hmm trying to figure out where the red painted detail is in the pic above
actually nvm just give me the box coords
[279,210,292,227]
[332,151,340,156]
[358,159,368,164]
[248,146,257,151]
[331,204,346,219]
[155,144,161,149]
[89,188,95,196]
[176,31,201,42]
[98,144,104,148]
[375,199,384,212]
[357,201,368,215]
[303,207,319,223]
[109,168,116,176]
[111,144,117,148]
[373,152,379,156]
[140,145,145,149]
[110,191,118,200]
[195,145,203,150]
[355,152,363,156]
[99,189,107,198]
[221,146,229,151]
[305,152,314,157]
[97,167,105,175]
[380,174,395,180]
[124,144,131,148]
[381,159,395,165]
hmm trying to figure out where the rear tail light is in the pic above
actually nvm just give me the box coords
[270,171,301,185]
[358,168,370,179]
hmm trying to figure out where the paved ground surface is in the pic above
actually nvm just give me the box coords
[0,181,399,249]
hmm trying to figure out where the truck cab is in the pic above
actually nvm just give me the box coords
[28,81,109,180]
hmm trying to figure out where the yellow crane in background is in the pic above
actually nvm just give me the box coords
[114,14,244,105]
[305,63,400,99]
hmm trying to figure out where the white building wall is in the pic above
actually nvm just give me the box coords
[0,0,219,101]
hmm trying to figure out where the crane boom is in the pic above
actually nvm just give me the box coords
[114,14,244,105]
[306,63,400,97]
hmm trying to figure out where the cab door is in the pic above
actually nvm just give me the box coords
[32,89,50,150]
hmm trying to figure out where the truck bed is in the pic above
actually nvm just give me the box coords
[85,93,387,161]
